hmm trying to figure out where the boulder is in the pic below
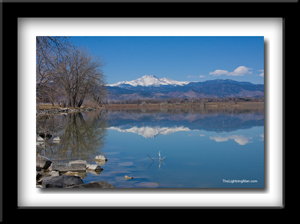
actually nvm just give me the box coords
[69,160,87,166]
[53,136,60,143]
[86,164,103,171]
[36,136,44,142]
[124,175,133,179]
[51,160,87,172]
[36,171,43,180]
[49,171,60,177]
[95,160,107,166]
[42,175,84,188]
[94,155,107,161]
[67,181,116,188]
[37,131,52,138]
[51,162,86,172]
[36,155,52,169]
[64,171,87,179]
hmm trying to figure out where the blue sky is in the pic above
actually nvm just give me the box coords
[70,36,264,84]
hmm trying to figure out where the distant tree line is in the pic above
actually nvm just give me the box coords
[36,37,107,108]
[108,97,264,105]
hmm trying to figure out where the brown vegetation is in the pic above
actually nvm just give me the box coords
[105,97,264,110]
[105,101,264,110]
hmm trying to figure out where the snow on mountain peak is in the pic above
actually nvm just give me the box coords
[108,126,191,138]
[107,75,190,87]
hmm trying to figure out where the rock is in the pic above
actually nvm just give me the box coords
[53,136,60,143]
[51,163,68,172]
[97,181,116,188]
[69,160,87,166]
[47,163,53,171]
[36,166,41,172]
[36,136,44,142]
[42,175,84,188]
[36,171,43,180]
[37,131,52,139]
[49,171,60,177]
[124,175,133,179]
[67,181,116,188]
[36,155,52,169]
[36,141,44,146]
[51,162,86,172]
[95,160,107,166]
[37,170,60,184]
[86,164,103,171]
[64,171,80,176]
[94,155,107,161]
[64,171,87,179]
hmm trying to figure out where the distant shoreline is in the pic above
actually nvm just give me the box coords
[36,101,264,115]
[104,101,264,110]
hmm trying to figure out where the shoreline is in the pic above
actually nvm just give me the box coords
[36,106,101,116]
[103,101,264,110]
[36,101,264,115]
[36,155,116,188]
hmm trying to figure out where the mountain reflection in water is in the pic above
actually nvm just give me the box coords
[106,107,264,137]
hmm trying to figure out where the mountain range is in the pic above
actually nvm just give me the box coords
[106,75,264,101]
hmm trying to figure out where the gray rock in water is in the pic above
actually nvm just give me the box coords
[87,164,103,171]
[67,181,116,188]
[94,155,107,161]
[69,160,87,166]
[36,155,52,169]
[42,175,84,188]
[52,162,86,172]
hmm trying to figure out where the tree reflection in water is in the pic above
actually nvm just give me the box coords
[36,111,107,164]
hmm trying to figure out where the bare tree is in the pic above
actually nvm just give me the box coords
[53,47,107,108]
[36,36,71,105]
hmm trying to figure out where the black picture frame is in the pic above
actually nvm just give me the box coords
[1,0,290,218]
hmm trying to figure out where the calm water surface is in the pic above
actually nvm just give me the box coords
[36,107,264,188]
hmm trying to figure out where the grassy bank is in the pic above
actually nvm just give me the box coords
[37,101,264,111]
[36,103,102,110]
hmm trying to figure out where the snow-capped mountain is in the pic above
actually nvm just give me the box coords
[107,75,190,87]
[108,126,191,138]
[106,76,264,101]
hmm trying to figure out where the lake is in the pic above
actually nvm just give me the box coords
[36,107,264,188]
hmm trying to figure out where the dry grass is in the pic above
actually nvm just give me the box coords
[105,102,264,110]
[36,103,83,110]
[82,101,101,109]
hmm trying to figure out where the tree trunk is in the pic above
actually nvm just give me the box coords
[77,99,84,108]
[72,96,76,108]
